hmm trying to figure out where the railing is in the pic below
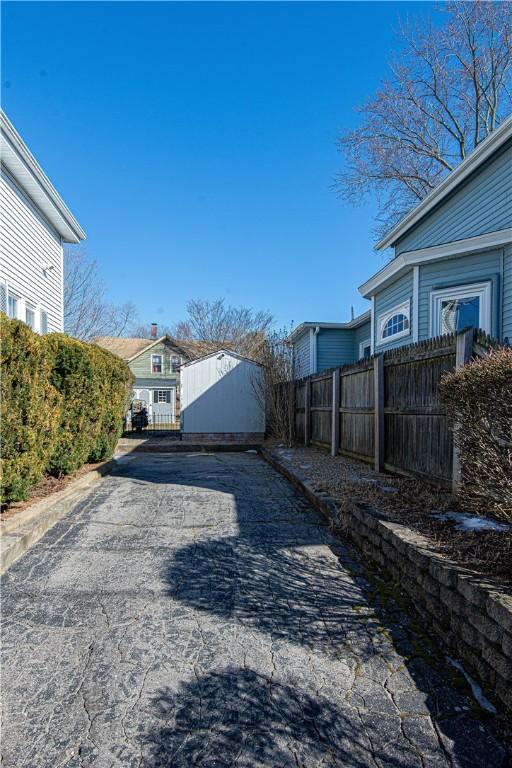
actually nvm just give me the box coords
[123,412,181,435]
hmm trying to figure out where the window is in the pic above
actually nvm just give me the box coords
[151,354,162,373]
[359,339,371,359]
[40,309,48,335]
[378,300,411,344]
[7,294,18,319]
[25,305,35,330]
[153,390,170,403]
[170,356,180,373]
[0,281,6,314]
[431,282,491,336]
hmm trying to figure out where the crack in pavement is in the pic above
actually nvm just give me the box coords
[1,453,508,768]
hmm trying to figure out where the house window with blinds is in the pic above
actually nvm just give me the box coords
[151,354,163,374]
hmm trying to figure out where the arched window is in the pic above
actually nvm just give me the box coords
[382,313,409,339]
[378,300,411,344]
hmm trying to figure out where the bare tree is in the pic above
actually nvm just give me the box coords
[335,1,512,236]
[251,327,295,445]
[174,299,274,359]
[64,248,137,341]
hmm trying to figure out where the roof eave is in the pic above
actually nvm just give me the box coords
[0,110,86,243]
[376,115,512,252]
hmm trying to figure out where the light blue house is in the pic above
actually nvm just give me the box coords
[360,114,511,353]
[290,114,511,376]
[290,312,371,379]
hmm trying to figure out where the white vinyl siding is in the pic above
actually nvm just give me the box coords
[0,169,63,332]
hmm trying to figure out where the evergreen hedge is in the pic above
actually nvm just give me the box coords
[441,347,512,522]
[1,314,133,506]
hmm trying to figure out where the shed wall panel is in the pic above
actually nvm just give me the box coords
[181,353,265,434]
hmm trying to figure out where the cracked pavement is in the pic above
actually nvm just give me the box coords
[1,452,508,767]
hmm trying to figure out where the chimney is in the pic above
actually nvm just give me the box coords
[150,323,158,339]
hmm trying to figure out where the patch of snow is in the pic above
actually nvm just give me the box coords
[350,476,378,484]
[276,448,294,461]
[446,657,497,713]
[245,449,258,453]
[300,464,312,469]
[435,511,509,533]
[379,486,399,493]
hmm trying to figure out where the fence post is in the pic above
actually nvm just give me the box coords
[331,369,340,456]
[452,329,474,493]
[374,354,384,472]
[304,377,311,446]
[288,379,296,446]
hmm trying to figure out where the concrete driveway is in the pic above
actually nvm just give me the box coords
[1,453,507,767]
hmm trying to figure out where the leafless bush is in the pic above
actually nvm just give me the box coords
[251,329,294,445]
[440,348,512,522]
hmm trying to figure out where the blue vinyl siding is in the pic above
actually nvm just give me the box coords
[417,249,503,340]
[374,270,414,351]
[353,320,372,358]
[503,244,512,342]
[317,328,355,371]
[293,330,311,379]
[396,142,512,255]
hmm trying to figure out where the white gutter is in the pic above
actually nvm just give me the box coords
[312,326,320,374]
[287,310,371,344]
[359,229,512,299]
[376,115,512,251]
[0,110,86,243]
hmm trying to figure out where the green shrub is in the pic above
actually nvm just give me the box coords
[0,314,133,505]
[0,315,62,504]
[440,347,512,522]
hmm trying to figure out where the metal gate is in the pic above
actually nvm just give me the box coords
[124,387,181,435]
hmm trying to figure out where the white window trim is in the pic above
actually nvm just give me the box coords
[430,281,491,336]
[151,353,163,374]
[359,339,371,359]
[377,299,411,345]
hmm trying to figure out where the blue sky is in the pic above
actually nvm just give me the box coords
[2,1,434,330]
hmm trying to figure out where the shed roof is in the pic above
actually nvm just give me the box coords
[181,348,263,369]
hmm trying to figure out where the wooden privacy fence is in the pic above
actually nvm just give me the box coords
[293,329,486,487]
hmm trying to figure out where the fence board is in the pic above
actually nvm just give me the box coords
[284,331,488,485]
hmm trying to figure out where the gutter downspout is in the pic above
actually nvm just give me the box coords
[312,326,320,374]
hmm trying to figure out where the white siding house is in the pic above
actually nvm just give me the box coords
[181,350,265,440]
[0,111,86,333]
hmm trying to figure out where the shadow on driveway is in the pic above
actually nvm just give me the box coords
[111,453,508,767]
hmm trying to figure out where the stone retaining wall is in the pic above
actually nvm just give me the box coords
[261,449,512,715]
[345,502,512,714]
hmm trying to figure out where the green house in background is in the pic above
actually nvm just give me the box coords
[95,332,188,425]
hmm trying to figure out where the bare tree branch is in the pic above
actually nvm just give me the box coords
[173,298,274,360]
[64,247,138,341]
[334,1,512,238]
